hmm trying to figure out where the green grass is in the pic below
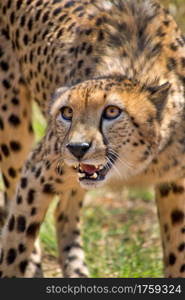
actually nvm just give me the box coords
[82,203,162,278]
[39,192,163,278]
[40,201,58,257]
[32,103,46,142]
[39,189,163,277]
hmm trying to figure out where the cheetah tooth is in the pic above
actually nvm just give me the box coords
[78,173,86,178]
[90,173,98,179]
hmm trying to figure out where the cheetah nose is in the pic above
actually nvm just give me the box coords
[66,142,91,160]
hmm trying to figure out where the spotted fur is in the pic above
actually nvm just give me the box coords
[0,0,185,278]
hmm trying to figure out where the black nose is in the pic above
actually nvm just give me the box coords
[66,142,91,160]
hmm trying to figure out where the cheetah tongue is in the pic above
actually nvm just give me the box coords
[80,164,98,175]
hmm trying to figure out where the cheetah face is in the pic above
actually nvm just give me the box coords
[51,79,169,188]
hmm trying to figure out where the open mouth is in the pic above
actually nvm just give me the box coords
[78,163,107,181]
[74,153,117,182]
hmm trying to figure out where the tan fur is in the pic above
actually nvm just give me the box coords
[0,0,184,278]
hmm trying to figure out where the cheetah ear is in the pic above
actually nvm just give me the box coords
[148,82,171,120]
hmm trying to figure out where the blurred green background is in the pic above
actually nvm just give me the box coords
[163,0,185,30]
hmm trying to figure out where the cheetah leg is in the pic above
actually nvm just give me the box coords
[0,34,43,276]
[54,188,89,278]
[155,180,185,277]
[0,132,86,277]
[0,153,55,277]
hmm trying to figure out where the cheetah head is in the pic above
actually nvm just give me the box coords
[50,77,170,188]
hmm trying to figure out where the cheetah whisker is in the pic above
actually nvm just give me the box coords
[108,149,134,169]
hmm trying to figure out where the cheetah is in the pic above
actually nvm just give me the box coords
[0,0,185,278]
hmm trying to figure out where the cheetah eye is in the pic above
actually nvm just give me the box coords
[60,106,73,121]
[103,105,122,120]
